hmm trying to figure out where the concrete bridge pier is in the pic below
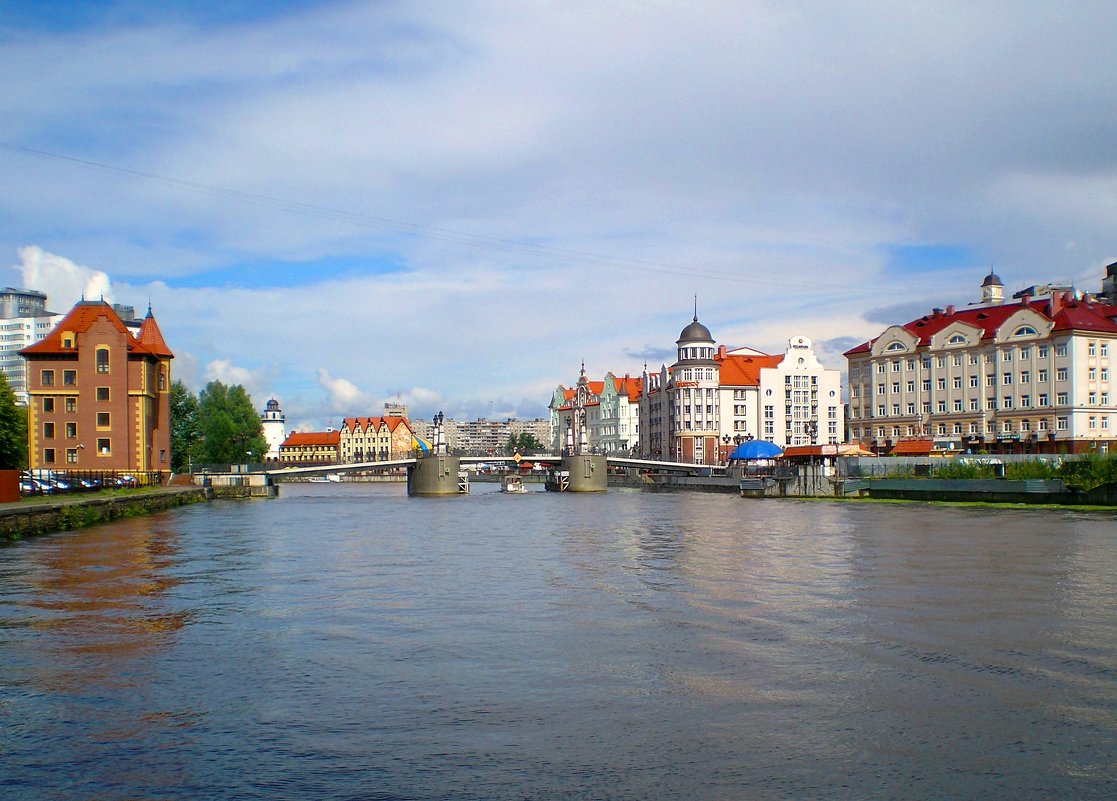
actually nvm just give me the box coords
[407,454,468,496]
[547,454,608,492]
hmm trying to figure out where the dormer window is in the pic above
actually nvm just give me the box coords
[1013,325,1038,337]
[948,334,966,345]
[61,333,75,349]
[885,341,906,351]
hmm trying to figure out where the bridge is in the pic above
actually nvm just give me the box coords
[264,454,724,481]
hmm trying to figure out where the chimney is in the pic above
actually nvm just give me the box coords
[1050,292,1064,316]
[946,305,955,315]
[1020,293,1030,306]
[717,344,727,358]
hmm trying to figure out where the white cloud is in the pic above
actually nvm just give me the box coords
[12,245,112,308]
[4,2,1117,430]
[203,358,273,403]
[315,368,374,415]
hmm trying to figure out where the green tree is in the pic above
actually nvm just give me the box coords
[169,379,202,471]
[196,380,268,465]
[505,431,544,455]
[0,372,27,470]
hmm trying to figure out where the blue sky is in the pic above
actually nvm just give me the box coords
[2,1,1116,431]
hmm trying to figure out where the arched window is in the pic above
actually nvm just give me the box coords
[885,341,906,351]
[948,334,966,345]
[95,347,109,374]
[1013,325,1038,337]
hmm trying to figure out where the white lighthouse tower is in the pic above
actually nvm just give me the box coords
[261,398,286,461]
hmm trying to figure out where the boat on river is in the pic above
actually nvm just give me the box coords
[501,474,529,493]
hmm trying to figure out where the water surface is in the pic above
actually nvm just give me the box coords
[2,484,1115,799]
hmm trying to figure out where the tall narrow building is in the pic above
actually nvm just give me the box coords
[21,300,173,479]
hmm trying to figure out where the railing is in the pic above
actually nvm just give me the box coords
[20,469,166,497]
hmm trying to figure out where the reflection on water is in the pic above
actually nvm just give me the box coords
[2,485,1115,800]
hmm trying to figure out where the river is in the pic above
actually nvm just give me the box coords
[2,483,1115,800]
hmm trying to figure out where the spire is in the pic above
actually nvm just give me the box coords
[137,307,174,358]
[693,295,698,322]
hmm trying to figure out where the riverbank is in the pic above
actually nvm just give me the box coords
[0,486,211,543]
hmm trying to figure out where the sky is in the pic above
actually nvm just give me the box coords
[2,1,1116,432]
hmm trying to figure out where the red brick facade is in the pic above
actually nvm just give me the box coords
[21,301,173,478]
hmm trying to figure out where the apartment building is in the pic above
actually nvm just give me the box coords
[338,415,415,461]
[21,300,173,476]
[845,268,1117,454]
[549,368,642,455]
[0,287,63,404]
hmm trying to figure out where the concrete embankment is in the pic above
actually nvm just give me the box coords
[0,486,212,542]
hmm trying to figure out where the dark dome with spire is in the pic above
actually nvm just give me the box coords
[982,271,1003,287]
[677,316,713,344]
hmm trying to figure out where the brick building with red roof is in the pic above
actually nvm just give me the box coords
[21,300,173,479]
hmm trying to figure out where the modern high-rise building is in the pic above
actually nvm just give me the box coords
[0,287,63,404]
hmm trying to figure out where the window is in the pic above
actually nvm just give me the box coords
[1089,392,1097,404]
[1057,368,1068,381]
[906,381,915,392]
[1039,393,1049,406]
[953,377,962,389]
[1003,350,1012,362]
[63,370,76,386]
[1039,346,1049,358]
[891,360,901,372]
[877,384,885,395]
[1103,369,1110,381]
[1039,419,1049,431]
[96,348,109,373]
[949,334,966,345]
[1089,342,1097,356]
[40,369,54,386]
[1056,344,1067,357]
[1038,369,1048,382]
[66,449,77,464]
[953,400,963,412]
[97,438,111,455]
[1102,343,1109,357]
[1021,371,1030,383]
[1021,395,1031,408]
[922,380,931,391]
[1014,326,1038,336]
[65,422,77,438]
[970,375,979,388]
[937,378,946,390]
[42,397,54,413]
[65,397,76,413]
[44,448,55,464]
[891,382,900,393]
[1003,373,1013,385]
[937,401,947,413]
[158,369,166,391]
[1089,368,1097,381]
[1057,392,1068,405]
[1089,416,1097,429]
[43,422,55,439]
[96,387,110,401]
[886,341,905,351]
[96,412,111,428]
[1021,348,1031,359]
[1003,397,1014,409]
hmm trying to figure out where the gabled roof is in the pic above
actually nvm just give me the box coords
[342,416,413,434]
[20,300,165,358]
[844,295,1117,356]
[281,430,340,447]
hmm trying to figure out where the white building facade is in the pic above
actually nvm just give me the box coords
[845,268,1117,455]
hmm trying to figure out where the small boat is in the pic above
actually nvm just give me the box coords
[501,474,529,493]
[308,473,342,483]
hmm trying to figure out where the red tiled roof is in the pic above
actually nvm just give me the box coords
[281,430,340,447]
[341,416,413,434]
[137,310,174,358]
[890,438,933,455]
[20,300,163,357]
[716,352,782,386]
[844,295,1117,356]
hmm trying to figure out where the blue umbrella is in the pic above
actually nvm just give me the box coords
[728,439,783,460]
